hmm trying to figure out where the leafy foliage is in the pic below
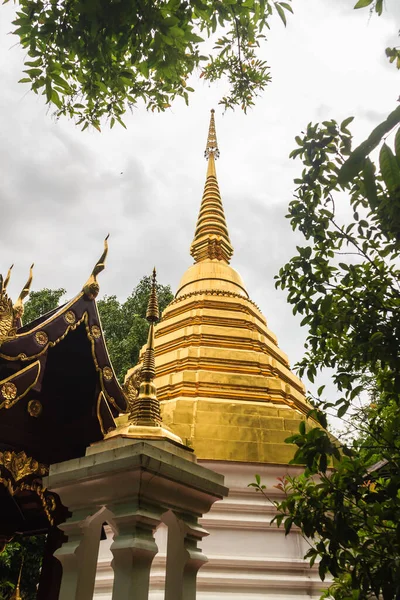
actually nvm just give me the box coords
[0,535,46,600]
[5,0,293,130]
[266,107,400,598]
[23,287,66,324]
[98,275,174,381]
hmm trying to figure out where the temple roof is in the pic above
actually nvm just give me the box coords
[0,240,126,534]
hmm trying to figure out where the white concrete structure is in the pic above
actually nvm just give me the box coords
[93,462,327,600]
[45,438,227,600]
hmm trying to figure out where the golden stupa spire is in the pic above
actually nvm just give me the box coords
[129,268,162,427]
[190,109,234,264]
[9,559,23,600]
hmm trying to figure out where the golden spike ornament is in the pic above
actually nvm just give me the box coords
[13,264,34,325]
[9,558,23,600]
[0,267,17,342]
[3,265,13,291]
[129,269,162,427]
[83,235,109,299]
[190,110,234,264]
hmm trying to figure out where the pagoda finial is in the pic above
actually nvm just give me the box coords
[13,264,34,322]
[204,108,220,161]
[83,235,109,300]
[190,110,234,264]
[129,269,162,427]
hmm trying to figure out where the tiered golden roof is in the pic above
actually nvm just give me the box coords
[135,111,310,464]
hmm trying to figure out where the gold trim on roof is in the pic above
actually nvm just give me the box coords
[0,361,41,410]
[190,110,234,264]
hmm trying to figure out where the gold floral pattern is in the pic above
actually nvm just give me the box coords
[27,399,43,418]
[102,366,113,382]
[35,331,48,346]
[1,382,17,401]
[0,450,48,482]
[64,310,76,325]
[91,325,101,339]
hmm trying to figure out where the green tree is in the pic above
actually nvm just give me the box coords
[0,536,46,600]
[98,275,174,381]
[249,2,400,599]
[23,288,66,324]
[5,0,294,129]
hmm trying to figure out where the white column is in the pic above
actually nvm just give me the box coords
[55,509,106,600]
[110,513,160,600]
[163,511,208,600]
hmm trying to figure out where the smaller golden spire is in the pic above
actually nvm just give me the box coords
[13,264,34,322]
[83,235,109,299]
[9,558,23,600]
[146,268,159,322]
[129,270,162,427]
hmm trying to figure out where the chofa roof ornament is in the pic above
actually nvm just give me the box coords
[0,264,34,345]
[83,235,109,300]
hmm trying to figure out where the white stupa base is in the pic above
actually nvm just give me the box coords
[94,461,329,599]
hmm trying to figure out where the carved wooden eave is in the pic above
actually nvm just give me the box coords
[0,291,126,431]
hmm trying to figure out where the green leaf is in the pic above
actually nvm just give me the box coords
[275,3,287,26]
[395,127,400,163]
[379,143,400,193]
[353,0,374,7]
[339,106,400,185]
[363,158,378,210]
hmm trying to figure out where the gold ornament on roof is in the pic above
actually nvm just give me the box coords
[91,325,101,339]
[27,399,43,418]
[123,364,142,411]
[1,382,17,402]
[190,110,234,265]
[0,266,16,344]
[13,264,34,323]
[0,450,48,482]
[103,366,113,382]
[35,331,48,346]
[64,310,76,325]
[83,235,109,299]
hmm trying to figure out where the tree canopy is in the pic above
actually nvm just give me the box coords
[97,275,174,381]
[248,3,400,597]
[6,0,293,130]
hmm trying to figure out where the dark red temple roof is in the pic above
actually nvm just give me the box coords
[0,290,126,464]
[0,249,127,535]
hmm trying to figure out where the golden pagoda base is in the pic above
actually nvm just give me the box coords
[105,413,184,445]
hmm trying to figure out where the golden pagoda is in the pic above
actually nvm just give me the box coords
[127,110,310,464]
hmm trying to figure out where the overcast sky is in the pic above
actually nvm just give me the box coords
[0,0,399,383]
